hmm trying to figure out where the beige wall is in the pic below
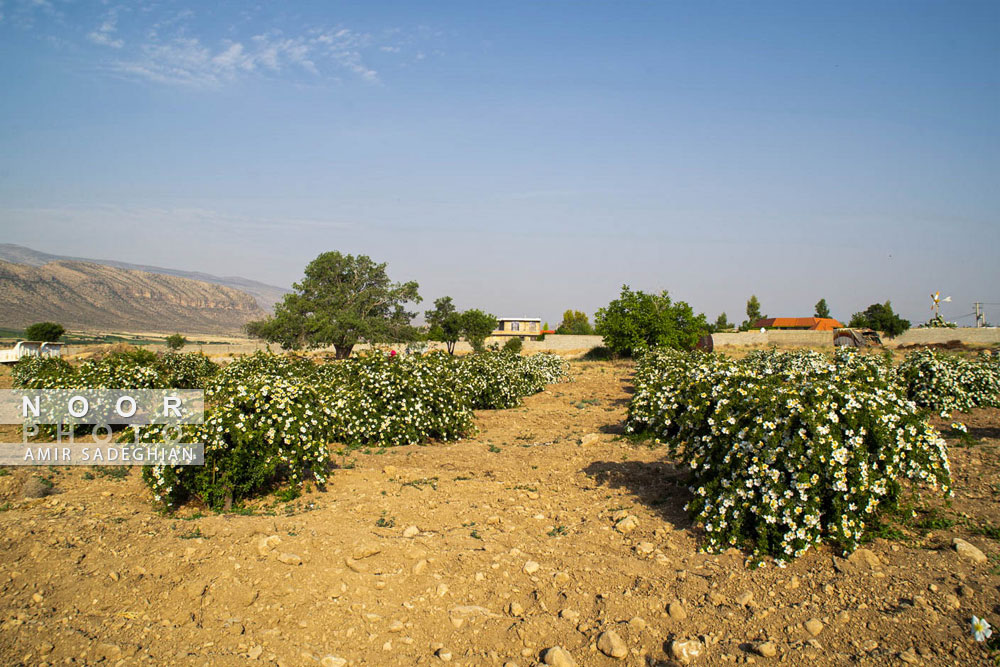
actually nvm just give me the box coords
[706,327,1000,350]
[707,330,833,348]
[60,334,607,360]
[889,328,1000,347]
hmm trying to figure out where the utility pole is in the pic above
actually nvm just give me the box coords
[974,302,984,328]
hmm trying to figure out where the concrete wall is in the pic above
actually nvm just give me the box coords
[706,330,833,349]
[518,334,604,353]
[705,327,1000,350]
[889,328,1000,347]
[62,334,607,360]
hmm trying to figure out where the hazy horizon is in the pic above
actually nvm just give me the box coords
[1,1,997,328]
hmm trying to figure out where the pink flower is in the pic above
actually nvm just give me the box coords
[389,350,397,357]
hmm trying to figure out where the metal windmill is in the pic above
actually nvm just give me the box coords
[930,291,951,318]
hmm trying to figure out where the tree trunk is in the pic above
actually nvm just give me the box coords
[334,344,354,359]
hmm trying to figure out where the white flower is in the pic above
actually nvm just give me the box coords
[972,615,992,642]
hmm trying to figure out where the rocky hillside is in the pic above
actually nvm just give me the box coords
[0,260,269,334]
[0,244,289,311]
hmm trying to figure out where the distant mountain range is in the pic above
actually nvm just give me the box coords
[0,244,289,312]
[0,244,287,334]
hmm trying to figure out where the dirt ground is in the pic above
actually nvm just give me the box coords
[1,361,999,666]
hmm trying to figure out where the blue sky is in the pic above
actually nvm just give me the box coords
[1,1,998,326]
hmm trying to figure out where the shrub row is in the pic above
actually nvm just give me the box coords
[9,348,567,509]
[627,348,952,563]
[456,351,567,409]
[898,349,1000,413]
[320,352,475,447]
[11,350,218,391]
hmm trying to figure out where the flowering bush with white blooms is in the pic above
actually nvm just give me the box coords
[898,349,1000,413]
[16,347,568,509]
[522,352,571,386]
[11,356,76,389]
[159,352,220,389]
[14,349,219,391]
[76,354,167,388]
[320,351,475,447]
[137,352,335,509]
[457,351,569,409]
[627,348,951,563]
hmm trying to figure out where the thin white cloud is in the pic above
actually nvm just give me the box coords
[87,12,123,49]
[113,28,379,87]
[2,3,427,87]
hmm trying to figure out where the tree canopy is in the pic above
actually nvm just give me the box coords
[741,295,765,330]
[425,296,463,355]
[814,298,831,319]
[165,333,187,350]
[24,322,64,342]
[595,285,707,356]
[555,309,594,335]
[710,312,734,333]
[246,252,420,359]
[460,309,497,353]
[849,301,910,338]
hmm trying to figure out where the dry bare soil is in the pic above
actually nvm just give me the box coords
[2,361,999,666]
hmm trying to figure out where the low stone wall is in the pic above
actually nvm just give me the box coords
[705,330,834,349]
[704,327,1000,350]
[709,332,769,348]
[167,334,609,359]
[704,330,836,349]
[889,328,1000,347]
[521,334,605,353]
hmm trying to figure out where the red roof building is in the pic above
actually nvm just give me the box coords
[754,317,843,331]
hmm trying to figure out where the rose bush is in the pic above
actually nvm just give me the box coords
[11,356,76,389]
[457,351,569,409]
[898,349,1000,413]
[159,352,220,389]
[16,348,569,509]
[627,348,951,563]
[137,354,335,509]
[319,351,475,447]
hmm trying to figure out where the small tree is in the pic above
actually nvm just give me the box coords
[741,295,765,330]
[425,296,463,355]
[503,336,523,354]
[246,252,420,359]
[461,309,497,353]
[24,322,64,342]
[165,333,187,350]
[555,309,594,335]
[711,312,733,333]
[595,285,707,356]
[814,298,831,319]
[849,301,910,338]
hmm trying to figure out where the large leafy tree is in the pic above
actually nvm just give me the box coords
[246,252,420,359]
[849,301,910,338]
[555,309,594,335]
[460,309,497,353]
[595,285,707,356]
[426,296,463,355]
[24,322,65,342]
